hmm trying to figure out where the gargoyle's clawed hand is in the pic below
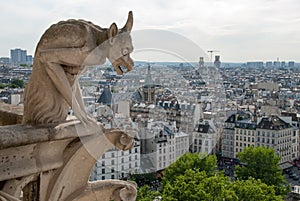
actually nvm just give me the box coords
[114,181,137,201]
[105,129,134,151]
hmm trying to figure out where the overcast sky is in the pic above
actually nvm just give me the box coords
[1,0,300,62]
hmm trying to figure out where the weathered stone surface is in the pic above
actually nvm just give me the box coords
[23,11,134,126]
[0,12,137,201]
[0,103,23,126]
[0,121,136,201]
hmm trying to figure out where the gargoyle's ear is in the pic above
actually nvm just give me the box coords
[122,11,133,32]
[108,23,118,45]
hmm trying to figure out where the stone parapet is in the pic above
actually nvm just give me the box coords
[0,103,23,126]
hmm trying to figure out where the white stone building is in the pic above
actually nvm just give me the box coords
[90,141,140,181]
[140,121,189,172]
[224,114,299,165]
[193,119,218,154]
[221,113,236,158]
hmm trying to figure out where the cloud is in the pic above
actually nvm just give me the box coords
[1,0,300,61]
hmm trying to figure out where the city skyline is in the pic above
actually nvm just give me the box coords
[1,0,300,62]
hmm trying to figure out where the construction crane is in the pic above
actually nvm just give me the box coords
[207,50,219,63]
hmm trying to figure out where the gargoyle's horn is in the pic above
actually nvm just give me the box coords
[122,11,133,32]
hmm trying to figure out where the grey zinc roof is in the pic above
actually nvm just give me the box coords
[97,88,112,105]
[257,116,292,130]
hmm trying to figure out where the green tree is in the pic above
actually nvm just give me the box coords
[235,146,289,196]
[11,79,24,88]
[231,177,283,201]
[162,169,282,201]
[162,153,217,185]
[137,185,160,201]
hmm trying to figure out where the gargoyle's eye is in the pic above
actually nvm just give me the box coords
[122,48,129,56]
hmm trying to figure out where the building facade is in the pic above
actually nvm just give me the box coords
[193,119,218,154]
[10,48,27,64]
[222,114,299,165]
[90,141,141,181]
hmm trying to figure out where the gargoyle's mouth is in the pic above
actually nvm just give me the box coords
[117,65,127,74]
[113,62,133,75]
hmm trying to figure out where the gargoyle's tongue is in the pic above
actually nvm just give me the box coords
[117,65,123,75]
[116,65,130,75]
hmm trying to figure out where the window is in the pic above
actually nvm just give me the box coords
[111,160,115,165]
[111,175,115,179]
[112,168,115,173]
[102,176,105,180]
[111,153,115,158]
[236,136,239,140]
[102,169,105,174]
[135,155,138,160]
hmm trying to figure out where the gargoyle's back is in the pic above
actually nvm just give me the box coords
[35,20,93,51]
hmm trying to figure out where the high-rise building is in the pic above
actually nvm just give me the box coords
[26,55,33,65]
[214,55,221,68]
[0,57,9,64]
[246,61,263,68]
[288,61,295,68]
[10,48,27,64]
[266,61,273,68]
[199,57,204,68]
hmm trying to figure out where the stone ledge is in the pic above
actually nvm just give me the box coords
[0,103,23,126]
[0,121,103,149]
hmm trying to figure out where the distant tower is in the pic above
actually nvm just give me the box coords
[214,55,221,68]
[199,57,204,68]
[141,64,156,103]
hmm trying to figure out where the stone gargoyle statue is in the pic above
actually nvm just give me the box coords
[13,11,138,201]
[23,11,134,126]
